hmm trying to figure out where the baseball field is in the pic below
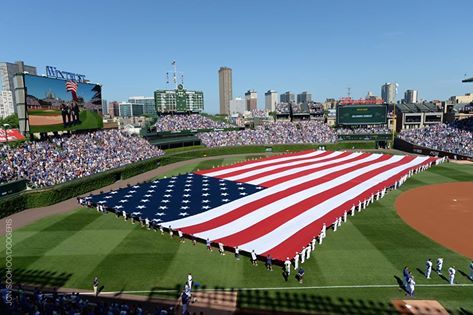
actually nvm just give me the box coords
[1,155,472,314]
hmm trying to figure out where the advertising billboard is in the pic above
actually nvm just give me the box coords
[336,104,387,125]
[24,74,103,132]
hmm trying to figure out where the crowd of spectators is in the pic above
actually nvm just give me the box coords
[198,121,337,147]
[275,103,291,114]
[0,130,164,188]
[398,118,473,157]
[336,126,391,135]
[1,287,174,314]
[154,114,232,132]
[249,109,269,118]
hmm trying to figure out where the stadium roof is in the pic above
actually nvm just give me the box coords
[462,76,473,83]
[396,103,439,113]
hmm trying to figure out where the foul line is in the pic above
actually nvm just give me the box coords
[84,283,473,295]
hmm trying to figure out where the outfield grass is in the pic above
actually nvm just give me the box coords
[1,162,472,313]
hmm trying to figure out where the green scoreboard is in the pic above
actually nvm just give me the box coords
[336,104,388,125]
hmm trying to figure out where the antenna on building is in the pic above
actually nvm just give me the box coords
[166,72,169,84]
[347,87,351,98]
[181,74,184,85]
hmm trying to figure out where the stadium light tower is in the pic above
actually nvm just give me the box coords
[391,83,399,144]
[166,60,184,90]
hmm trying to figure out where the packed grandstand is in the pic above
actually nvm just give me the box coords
[398,117,473,158]
[1,115,472,191]
[0,130,164,188]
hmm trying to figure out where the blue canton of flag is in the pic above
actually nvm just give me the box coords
[87,173,265,224]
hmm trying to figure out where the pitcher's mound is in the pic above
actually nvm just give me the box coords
[396,182,473,259]
[391,299,448,315]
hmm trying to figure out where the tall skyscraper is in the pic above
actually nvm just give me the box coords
[404,90,418,104]
[245,90,257,111]
[218,67,233,115]
[297,91,312,104]
[381,83,397,104]
[0,90,14,118]
[0,61,37,114]
[265,90,278,112]
[280,91,295,103]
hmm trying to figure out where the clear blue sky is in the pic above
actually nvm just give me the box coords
[2,0,472,113]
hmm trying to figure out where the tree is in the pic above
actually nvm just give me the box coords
[0,113,19,128]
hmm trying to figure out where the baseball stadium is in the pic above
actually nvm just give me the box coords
[1,2,473,314]
[1,99,473,314]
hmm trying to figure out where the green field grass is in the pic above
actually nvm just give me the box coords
[1,162,472,313]
[29,110,103,133]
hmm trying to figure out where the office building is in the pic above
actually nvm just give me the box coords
[154,84,204,113]
[0,61,37,113]
[265,90,278,112]
[128,96,157,116]
[245,90,257,111]
[280,91,295,103]
[449,93,473,104]
[0,90,14,118]
[101,99,108,116]
[404,90,418,104]
[108,101,119,118]
[297,91,312,104]
[381,83,397,104]
[229,98,246,114]
[218,67,232,115]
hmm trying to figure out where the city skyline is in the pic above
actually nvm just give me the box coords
[1,0,472,113]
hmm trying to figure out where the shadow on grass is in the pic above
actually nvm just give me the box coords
[0,267,72,288]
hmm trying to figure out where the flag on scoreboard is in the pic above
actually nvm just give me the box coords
[66,80,78,101]
[87,150,438,261]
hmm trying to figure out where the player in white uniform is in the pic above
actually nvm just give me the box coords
[425,258,432,279]
[448,266,456,285]
[311,237,316,251]
[305,244,311,260]
[469,261,473,280]
[408,276,415,297]
[294,252,300,270]
[218,242,225,255]
[300,247,306,263]
[436,257,443,275]
[187,273,193,288]
[251,250,258,266]
[284,257,291,275]
[122,210,127,221]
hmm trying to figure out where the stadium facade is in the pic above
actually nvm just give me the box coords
[154,84,204,113]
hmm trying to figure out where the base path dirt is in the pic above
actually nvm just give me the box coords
[0,153,271,235]
[396,182,473,259]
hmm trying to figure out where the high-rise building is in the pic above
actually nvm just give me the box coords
[229,98,246,114]
[245,90,257,111]
[128,96,157,116]
[381,83,397,104]
[0,61,37,113]
[154,84,204,113]
[404,90,418,104]
[218,67,233,115]
[265,90,278,112]
[108,101,120,118]
[297,91,312,104]
[280,91,295,103]
[0,91,14,118]
[101,99,108,116]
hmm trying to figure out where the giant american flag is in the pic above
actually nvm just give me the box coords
[87,150,439,261]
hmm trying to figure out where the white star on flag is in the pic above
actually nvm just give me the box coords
[144,194,152,197]
[185,184,192,187]
[98,200,106,204]
[202,200,210,203]
[221,193,229,196]
[179,212,189,216]
[133,185,139,188]
[167,184,174,188]
[129,190,136,193]
[184,189,191,192]
[115,205,123,209]
[105,196,112,199]
[137,205,146,209]
[158,206,167,210]
[163,194,171,198]
[152,180,159,184]
[161,200,170,203]
[202,183,209,187]
[183,194,190,197]
[155,212,165,216]
[152,219,162,222]
[132,211,142,215]
[238,187,245,190]
[240,192,247,196]
[202,188,209,191]
[220,187,227,190]
[110,191,118,194]
[147,190,155,193]
[182,200,190,203]
[181,206,189,210]
[140,199,149,203]
[165,189,173,192]
[119,200,128,203]
[124,195,132,198]
[150,185,157,188]
[202,206,210,209]
[202,193,210,197]
[222,199,230,202]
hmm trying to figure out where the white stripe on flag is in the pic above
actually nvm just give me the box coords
[238,156,430,254]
